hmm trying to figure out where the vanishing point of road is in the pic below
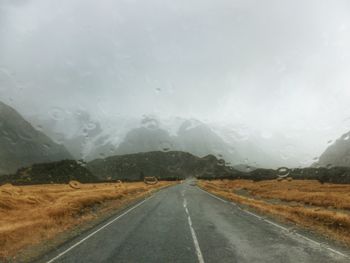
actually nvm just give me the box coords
[38,180,350,263]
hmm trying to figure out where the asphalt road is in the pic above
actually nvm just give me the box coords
[38,180,350,263]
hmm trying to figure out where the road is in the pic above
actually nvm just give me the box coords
[38,180,350,263]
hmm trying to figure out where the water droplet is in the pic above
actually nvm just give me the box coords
[52,132,65,144]
[279,145,296,161]
[217,159,225,166]
[276,167,290,178]
[160,141,172,152]
[43,143,51,150]
[85,122,97,130]
[49,108,65,121]
[35,124,43,131]
[17,131,33,141]
[77,160,86,167]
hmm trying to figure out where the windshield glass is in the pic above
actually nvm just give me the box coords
[1,1,350,262]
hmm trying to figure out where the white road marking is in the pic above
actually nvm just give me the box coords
[294,233,322,247]
[242,210,263,220]
[197,187,228,203]
[326,247,349,258]
[197,187,350,259]
[263,218,289,232]
[183,198,205,263]
[46,196,153,263]
[183,198,187,208]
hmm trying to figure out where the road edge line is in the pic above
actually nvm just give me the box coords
[46,196,153,263]
[196,186,350,259]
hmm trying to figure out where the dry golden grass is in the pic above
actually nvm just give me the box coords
[198,179,350,246]
[0,181,174,260]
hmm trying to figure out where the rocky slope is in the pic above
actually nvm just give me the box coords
[317,131,350,167]
[0,101,72,174]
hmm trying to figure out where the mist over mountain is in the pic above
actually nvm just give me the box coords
[27,113,243,164]
[175,120,240,162]
[0,101,72,174]
[1,0,350,172]
[2,99,348,170]
[25,111,309,168]
[27,110,119,161]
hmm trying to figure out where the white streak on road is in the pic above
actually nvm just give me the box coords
[183,198,205,263]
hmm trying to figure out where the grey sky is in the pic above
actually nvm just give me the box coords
[1,0,350,165]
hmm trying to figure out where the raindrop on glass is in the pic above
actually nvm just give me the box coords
[49,108,65,121]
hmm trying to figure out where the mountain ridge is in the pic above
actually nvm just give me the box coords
[317,131,350,167]
[0,101,72,174]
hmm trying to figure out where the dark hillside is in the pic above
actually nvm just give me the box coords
[87,151,237,181]
[0,160,97,185]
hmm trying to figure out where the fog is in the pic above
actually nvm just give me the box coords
[1,0,350,167]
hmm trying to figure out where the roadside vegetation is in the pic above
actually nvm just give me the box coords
[0,181,174,261]
[198,179,350,246]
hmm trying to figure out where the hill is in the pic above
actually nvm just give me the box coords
[198,166,350,184]
[0,160,98,185]
[87,151,237,181]
[0,101,72,174]
[317,131,350,167]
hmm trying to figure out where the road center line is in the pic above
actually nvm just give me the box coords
[183,198,205,263]
[46,196,153,263]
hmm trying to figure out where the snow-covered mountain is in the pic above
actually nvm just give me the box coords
[26,112,314,168]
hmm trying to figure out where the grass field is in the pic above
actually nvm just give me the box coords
[0,181,174,260]
[198,179,350,246]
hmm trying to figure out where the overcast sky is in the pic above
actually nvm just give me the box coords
[1,0,350,163]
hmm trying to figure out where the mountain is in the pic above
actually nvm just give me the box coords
[0,101,72,174]
[116,127,175,154]
[176,120,240,161]
[26,112,304,168]
[87,151,237,181]
[26,110,117,161]
[317,131,350,167]
[113,118,241,165]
